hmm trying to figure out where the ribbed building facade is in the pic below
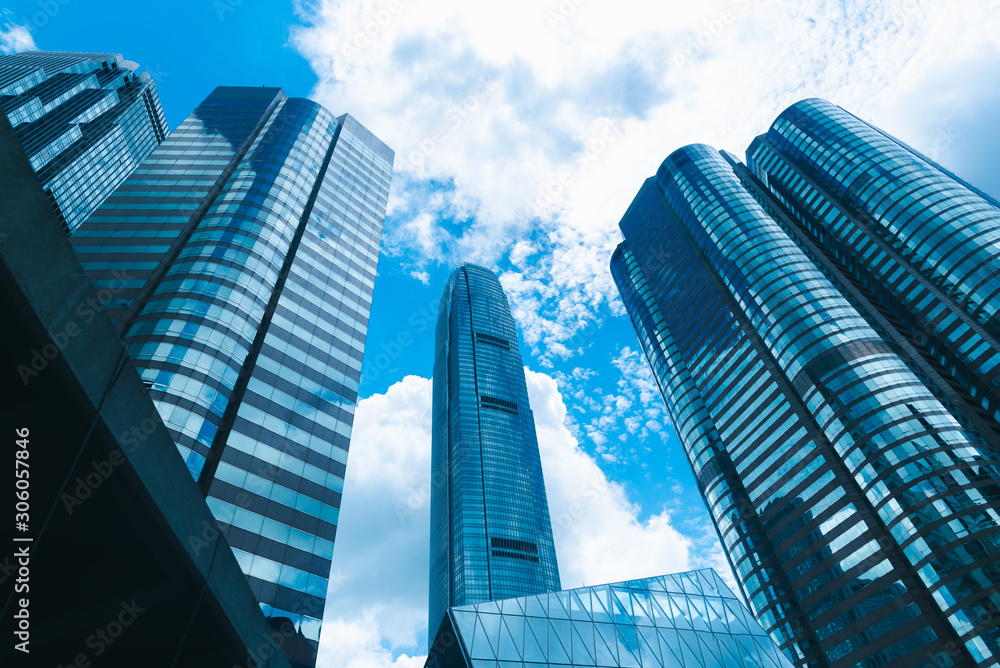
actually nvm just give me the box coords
[0,51,167,233]
[430,263,562,643]
[71,86,393,667]
[612,99,1000,668]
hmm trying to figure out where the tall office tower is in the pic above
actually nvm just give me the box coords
[71,86,393,668]
[0,51,167,233]
[612,99,1000,668]
[430,263,562,642]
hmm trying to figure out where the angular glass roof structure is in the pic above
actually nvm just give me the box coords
[426,569,793,668]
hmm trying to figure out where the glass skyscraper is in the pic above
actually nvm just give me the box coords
[426,569,793,668]
[430,263,562,643]
[71,86,393,668]
[612,99,1000,668]
[0,51,167,233]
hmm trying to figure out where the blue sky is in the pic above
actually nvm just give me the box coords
[4,1,1000,666]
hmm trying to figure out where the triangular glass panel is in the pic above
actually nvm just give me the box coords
[698,570,723,598]
[646,591,672,628]
[666,594,693,631]
[662,574,685,594]
[452,610,478,647]
[612,588,634,622]
[756,635,786,667]
[704,598,727,634]
[739,635,765,666]
[615,625,641,668]
[646,577,667,593]
[525,616,549,661]
[521,633,547,664]
[505,614,525,648]
[496,617,522,662]
[637,625,664,668]
[514,615,531,650]
[698,633,724,668]
[500,597,524,617]
[594,622,619,667]
[651,591,685,630]
[571,590,591,621]
[715,598,740,633]
[549,592,570,620]
[525,594,547,618]
[470,615,498,660]
[718,634,746,666]
[656,628,684,667]
[478,600,502,614]
[687,596,712,633]
[721,598,741,629]
[590,588,612,624]
[547,619,572,665]
[723,599,752,634]
[675,629,703,667]
[482,613,502,653]
[571,621,596,666]
[678,572,701,597]
[582,589,600,618]
[630,590,653,626]
[556,590,572,617]
[658,645,685,668]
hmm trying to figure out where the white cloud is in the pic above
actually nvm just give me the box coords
[318,375,433,667]
[525,368,694,589]
[294,0,1000,359]
[320,370,715,666]
[554,346,672,459]
[320,615,426,668]
[0,20,36,54]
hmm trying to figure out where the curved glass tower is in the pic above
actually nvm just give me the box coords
[429,263,561,642]
[0,51,168,233]
[748,98,1000,445]
[612,105,1000,668]
[72,87,393,668]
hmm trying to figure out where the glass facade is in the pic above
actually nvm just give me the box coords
[612,104,1000,668]
[71,86,394,668]
[746,98,1000,445]
[0,51,168,233]
[431,263,562,643]
[426,569,793,668]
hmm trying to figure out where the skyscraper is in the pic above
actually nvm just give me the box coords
[612,99,1000,668]
[1,109,296,668]
[745,98,1000,443]
[71,86,393,668]
[0,51,168,233]
[430,263,562,642]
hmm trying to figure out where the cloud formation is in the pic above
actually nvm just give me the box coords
[293,0,1000,361]
[320,371,698,667]
[0,19,36,54]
